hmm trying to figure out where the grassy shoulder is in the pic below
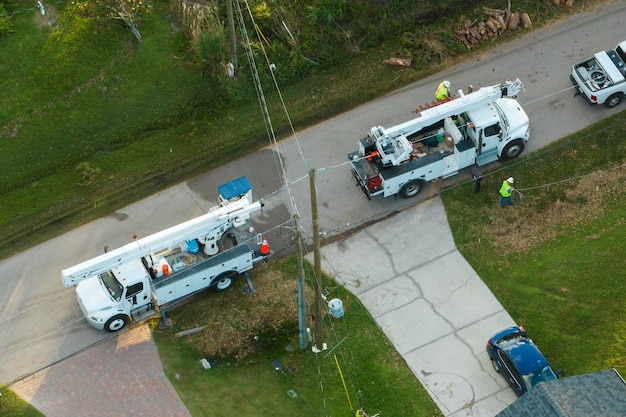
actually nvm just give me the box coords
[0,387,44,417]
[442,110,626,377]
[152,257,442,417]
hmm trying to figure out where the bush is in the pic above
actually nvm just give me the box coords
[0,3,14,37]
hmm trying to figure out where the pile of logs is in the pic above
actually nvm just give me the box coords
[454,5,532,50]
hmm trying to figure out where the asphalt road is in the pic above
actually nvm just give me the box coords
[1,0,625,386]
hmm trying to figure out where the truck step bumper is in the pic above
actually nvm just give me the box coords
[570,74,597,105]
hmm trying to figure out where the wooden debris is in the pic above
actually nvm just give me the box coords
[382,57,412,67]
[485,18,498,33]
[453,3,534,49]
[468,26,481,41]
[508,11,520,30]
[477,20,486,35]
[496,14,507,31]
[482,6,505,17]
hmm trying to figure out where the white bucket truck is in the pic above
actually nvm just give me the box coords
[348,79,529,199]
[62,177,270,332]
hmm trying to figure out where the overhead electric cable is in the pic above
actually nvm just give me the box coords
[235,0,303,221]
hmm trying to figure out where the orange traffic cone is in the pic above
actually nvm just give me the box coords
[260,237,270,256]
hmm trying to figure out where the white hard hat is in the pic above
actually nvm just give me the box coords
[507,177,514,183]
[443,80,451,88]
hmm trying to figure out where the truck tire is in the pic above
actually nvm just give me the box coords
[605,93,623,108]
[500,139,525,161]
[104,314,129,332]
[213,271,237,292]
[399,180,425,199]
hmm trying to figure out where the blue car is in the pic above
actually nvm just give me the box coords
[486,326,558,396]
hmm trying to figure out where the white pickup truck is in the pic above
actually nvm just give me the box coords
[571,40,626,108]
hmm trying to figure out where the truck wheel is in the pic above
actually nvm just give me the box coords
[104,315,129,332]
[399,180,424,199]
[605,93,623,108]
[500,139,525,161]
[213,271,237,292]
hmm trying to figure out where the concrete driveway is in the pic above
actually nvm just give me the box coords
[309,198,518,416]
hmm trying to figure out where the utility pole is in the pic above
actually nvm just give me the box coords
[226,0,237,72]
[310,168,325,353]
[294,214,308,349]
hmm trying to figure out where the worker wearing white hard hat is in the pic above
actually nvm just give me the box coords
[499,177,515,208]
[435,80,451,101]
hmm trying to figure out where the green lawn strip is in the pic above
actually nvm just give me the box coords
[152,258,442,417]
[0,386,44,417]
[442,110,626,380]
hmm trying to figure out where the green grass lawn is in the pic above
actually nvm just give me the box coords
[152,258,442,417]
[442,110,626,377]
[0,0,431,259]
[0,387,44,417]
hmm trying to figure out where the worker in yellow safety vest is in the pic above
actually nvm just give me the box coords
[355,408,369,417]
[499,177,515,208]
[435,80,451,101]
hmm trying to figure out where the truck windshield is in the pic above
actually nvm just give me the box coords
[492,102,509,132]
[99,270,123,302]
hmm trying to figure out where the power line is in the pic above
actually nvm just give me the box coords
[237,0,306,222]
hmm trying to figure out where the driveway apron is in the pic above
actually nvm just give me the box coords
[311,197,518,417]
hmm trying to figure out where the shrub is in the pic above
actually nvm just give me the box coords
[0,3,14,37]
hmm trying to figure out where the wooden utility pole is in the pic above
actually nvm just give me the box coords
[310,169,324,352]
[226,0,237,72]
[294,214,308,349]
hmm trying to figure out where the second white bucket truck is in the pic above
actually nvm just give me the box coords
[62,177,270,332]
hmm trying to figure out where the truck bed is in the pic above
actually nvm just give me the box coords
[152,243,253,305]
[571,41,626,106]
[349,139,454,198]
[350,136,453,177]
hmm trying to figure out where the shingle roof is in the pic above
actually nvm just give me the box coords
[496,369,626,417]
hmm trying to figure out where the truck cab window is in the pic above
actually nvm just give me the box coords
[126,282,144,298]
[484,123,501,137]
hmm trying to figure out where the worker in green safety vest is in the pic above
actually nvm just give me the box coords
[499,177,515,207]
[435,80,451,101]
[355,408,368,417]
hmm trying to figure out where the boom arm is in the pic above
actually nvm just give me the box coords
[383,79,523,139]
[369,79,524,165]
[62,193,262,287]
